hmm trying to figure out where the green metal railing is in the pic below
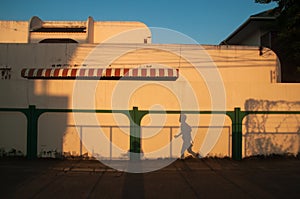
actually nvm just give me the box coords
[0,105,299,160]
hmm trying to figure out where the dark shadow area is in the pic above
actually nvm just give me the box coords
[38,112,68,158]
[0,158,62,198]
[2,158,300,198]
[33,27,86,33]
[0,43,81,158]
[122,173,144,199]
[0,112,27,157]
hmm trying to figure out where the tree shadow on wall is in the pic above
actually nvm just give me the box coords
[244,99,300,156]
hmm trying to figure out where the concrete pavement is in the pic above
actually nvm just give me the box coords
[0,157,300,199]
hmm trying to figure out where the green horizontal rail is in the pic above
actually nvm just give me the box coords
[0,106,299,160]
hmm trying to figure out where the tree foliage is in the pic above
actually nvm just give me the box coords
[256,0,300,82]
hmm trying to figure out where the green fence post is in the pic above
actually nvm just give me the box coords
[232,107,243,160]
[129,107,148,160]
[26,105,39,159]
[129,107,141,160]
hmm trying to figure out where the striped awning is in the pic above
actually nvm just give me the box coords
[21,68,179,80]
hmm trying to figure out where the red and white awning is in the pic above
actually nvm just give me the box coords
[21,68,179,80]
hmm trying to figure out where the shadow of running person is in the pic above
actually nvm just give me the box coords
[174,114,199,159]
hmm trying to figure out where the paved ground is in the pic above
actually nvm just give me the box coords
[0,157,300,199]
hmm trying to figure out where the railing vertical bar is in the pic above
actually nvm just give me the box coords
[80,126,83,157]
[170,127,173,159]
[110,126,113,160]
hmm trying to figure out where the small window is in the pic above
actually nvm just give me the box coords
[32,27,86,32]
[39,39,78,43]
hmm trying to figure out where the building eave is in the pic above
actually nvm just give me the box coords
[220,16,277,45]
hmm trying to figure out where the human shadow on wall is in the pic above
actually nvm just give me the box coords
[244,99,300,156]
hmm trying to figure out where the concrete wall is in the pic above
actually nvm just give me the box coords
[93,21,151,43]
[0,21,29,43]
[0,19,151,44]
[0,43,299,159]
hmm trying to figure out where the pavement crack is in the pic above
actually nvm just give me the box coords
[174,161,201,198]
[200,159,258,199]
[86,169,106,198]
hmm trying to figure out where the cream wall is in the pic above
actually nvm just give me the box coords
[0,21,29,43]
[0,19,150,44]
[0,43,299,158]
[93,21,151,43]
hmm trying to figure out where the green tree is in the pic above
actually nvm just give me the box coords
[255,0,300,82]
